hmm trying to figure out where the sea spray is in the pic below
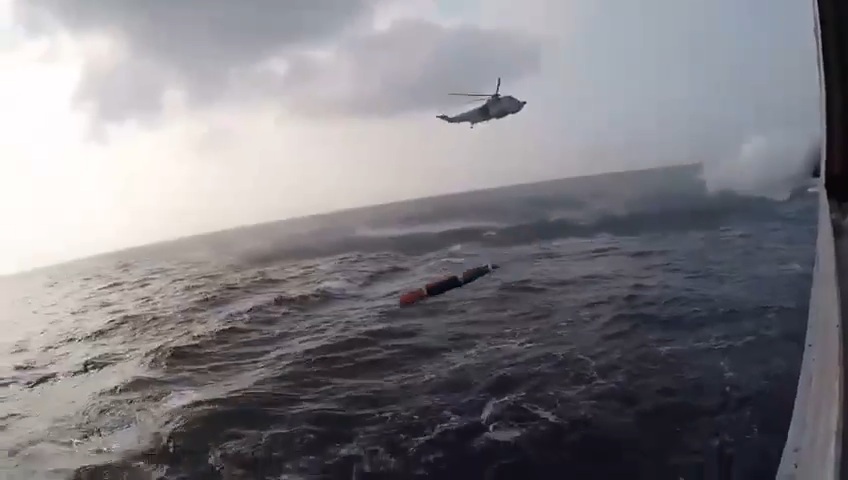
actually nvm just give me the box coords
[701,132,819,201]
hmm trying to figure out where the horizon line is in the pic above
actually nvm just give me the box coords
[2,162,702,278]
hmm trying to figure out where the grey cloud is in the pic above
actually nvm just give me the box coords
[75,57,175,124]
[16,0,375,58]
[275,19,541,117]
[14,0,377,121]
[14,1,541,122]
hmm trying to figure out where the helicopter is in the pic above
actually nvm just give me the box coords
[436,77,526,128]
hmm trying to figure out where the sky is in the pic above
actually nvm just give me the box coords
[0,0,822,274]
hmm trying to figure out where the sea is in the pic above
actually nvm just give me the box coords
[0,163,817,480]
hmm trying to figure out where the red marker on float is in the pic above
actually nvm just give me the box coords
[399,264,499,306]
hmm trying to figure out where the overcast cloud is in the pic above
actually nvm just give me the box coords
[14,0,541,122]
[0,0,823,273]
[276,19,540,117]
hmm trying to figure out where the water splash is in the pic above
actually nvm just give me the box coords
[701,132,819,201]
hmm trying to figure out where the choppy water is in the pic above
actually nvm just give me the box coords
[0,164,816,479]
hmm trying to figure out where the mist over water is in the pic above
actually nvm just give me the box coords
[701,132,819,200]
[0,162,816,479]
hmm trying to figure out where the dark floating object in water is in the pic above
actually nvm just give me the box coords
[399,264,499,306]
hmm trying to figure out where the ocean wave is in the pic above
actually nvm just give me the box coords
[0,165,816,479]
[236,192,784,268]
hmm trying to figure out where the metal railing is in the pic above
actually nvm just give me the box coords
[776,0,848,478]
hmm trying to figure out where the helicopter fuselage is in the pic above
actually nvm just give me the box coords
[437,95,527,128]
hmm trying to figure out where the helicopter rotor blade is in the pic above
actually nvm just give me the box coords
[495,77,501,95]
[448,93,491,97]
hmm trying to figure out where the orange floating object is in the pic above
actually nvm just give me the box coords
[398,264,499,306]
[399,288,428,306]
